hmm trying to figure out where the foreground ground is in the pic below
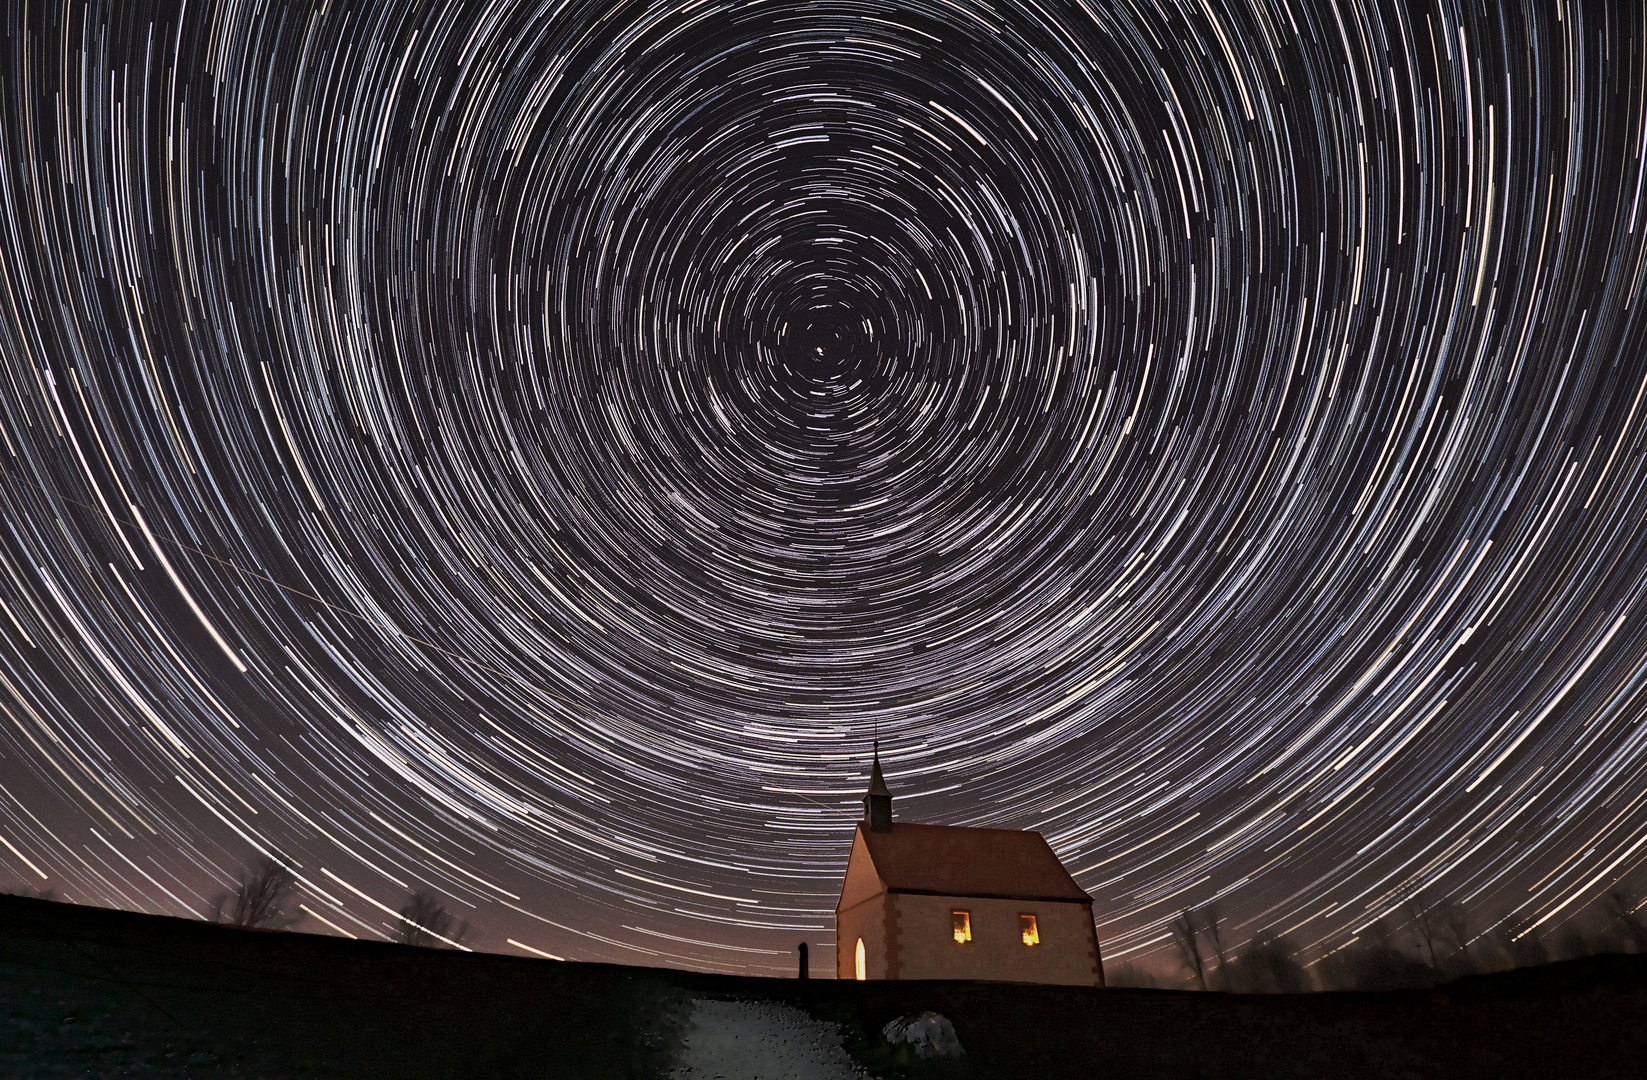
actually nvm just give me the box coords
[669,997,867,1079]
[0,894,1642,1078]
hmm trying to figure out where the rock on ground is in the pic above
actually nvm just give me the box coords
[669,997,868,1080]
[882,1010,964,1058]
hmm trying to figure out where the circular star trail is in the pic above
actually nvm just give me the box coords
[2,0,1646,976]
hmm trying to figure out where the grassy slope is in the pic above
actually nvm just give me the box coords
[2,893,1643,1079]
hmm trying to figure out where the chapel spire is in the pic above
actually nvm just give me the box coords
[863,741,893,832]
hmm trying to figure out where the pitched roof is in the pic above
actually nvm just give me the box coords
[854,822,1091,902]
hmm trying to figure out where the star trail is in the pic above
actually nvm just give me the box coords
[1,0,1646,978]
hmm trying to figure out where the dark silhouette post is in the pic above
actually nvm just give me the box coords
[798,941,809,979]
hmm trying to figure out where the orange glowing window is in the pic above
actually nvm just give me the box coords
[854,937,866,980]
[1020,914,1040,946]
[952,910,972,943]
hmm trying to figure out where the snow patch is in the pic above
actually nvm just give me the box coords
[670,997,868,1080]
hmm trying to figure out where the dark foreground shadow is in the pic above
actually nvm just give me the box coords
[1,893,1642,1079]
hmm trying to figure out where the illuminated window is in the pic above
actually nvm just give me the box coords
[855,938,866,980]
[952,910,972,943]
[1020,914,1040,946]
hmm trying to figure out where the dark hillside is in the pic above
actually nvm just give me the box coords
[772,960,1646,1079]
[2,893,1643,1078]
[0,893,680,1078]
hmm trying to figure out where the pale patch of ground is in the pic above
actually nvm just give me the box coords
[669,997,869,1080]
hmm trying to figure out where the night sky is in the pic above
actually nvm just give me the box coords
[2,0,1646,978]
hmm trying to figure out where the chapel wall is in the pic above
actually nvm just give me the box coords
[836,892,889,979]
[888,893,1100,986]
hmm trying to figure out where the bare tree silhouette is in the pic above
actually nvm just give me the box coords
[395,890,471,948]
[1170,908,1207,990]
[1319,919,1433,991]
[1201,903,1229,989]
[1552,913,1611,961]
[1226,934,1309,993]
[208,856,297,929]
[1104,962,1168,988]
[1488,911,1547,970]
[1606,890,1647,953]
[1405,893,1442,970]
[1432,897,1473,974]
